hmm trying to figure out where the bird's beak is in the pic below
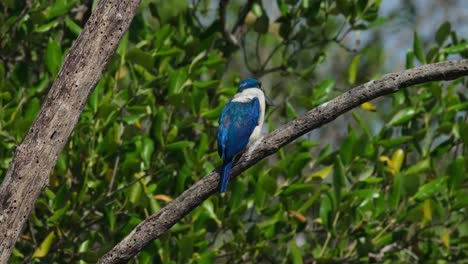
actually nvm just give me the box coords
[265,95,275,107]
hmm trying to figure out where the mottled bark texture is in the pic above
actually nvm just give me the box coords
[0,0,140,262]
[98,59,468,263]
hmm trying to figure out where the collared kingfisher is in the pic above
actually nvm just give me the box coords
[217,78,273,193]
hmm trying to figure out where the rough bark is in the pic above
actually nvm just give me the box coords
[98,59,468,263]
[0,0,140,262]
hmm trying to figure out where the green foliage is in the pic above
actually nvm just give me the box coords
[0,0,467,263]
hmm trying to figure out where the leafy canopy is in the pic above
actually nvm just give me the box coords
[0,0,467,263]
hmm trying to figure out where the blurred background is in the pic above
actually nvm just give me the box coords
[0,0,467,263]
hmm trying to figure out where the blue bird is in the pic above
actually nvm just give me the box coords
[217,78,272,193]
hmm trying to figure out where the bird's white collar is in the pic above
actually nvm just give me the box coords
[232,88,264,102]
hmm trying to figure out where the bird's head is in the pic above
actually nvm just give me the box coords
[237,78,274,106]
[237,78,261,93]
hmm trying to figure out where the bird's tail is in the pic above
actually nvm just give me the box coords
[219,160,233,193]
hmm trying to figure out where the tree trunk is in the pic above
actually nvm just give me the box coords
[0,0,140,262]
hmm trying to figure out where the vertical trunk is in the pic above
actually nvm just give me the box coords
[0,0,140,262]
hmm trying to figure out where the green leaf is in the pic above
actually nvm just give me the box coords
[259,172,277,194]
[412,177,446,201]
[64,17,82,35]
[169,69,188,95]
[35,20,59,33]
[435,21,451,46]
[405,158,430,175]
[319,192,333,228]
[203,200,221,225]
[192,80,219,90]
[289,241,304,264]
[332,156,345,202]
[282,183,316,196]
[413,31,426,64]
[141,137,154,168]
[388,107,417,126]
[340,127,356,165]
[348,55,360,84]
[48,203,70,224]
[33,231,56,258]
[127,48,155,70]
[406,50,414,69]
[189,51,206,74]
[312,79,335,106]
[129,181,143,204]
[46,0,78,19]
[441,42,468,54]
[45,38,63,76]
[104,207,116,232]
[286,101,297,119]
[378,136,413,148]
[447,157,465,193]
[166,141,194,150]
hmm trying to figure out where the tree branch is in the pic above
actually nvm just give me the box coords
[97,59,468,263]
[0,0,140,262]
[232,0,254,35]
[220,0,254,47]
[219,0,238,47]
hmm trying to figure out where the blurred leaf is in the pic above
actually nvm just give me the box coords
[286,101,297,119]
[289,241,304,264]
[312,79,334,105]
[169,69,188,95]
[45,38,63,76]
[379,136,413,148]
[412,177,446,201]
[388,108,417,126]
[406,50,414,69]
[203,200,221,225]
[360,102,376,111]
[405,158,430,176]
[311,165,333,179]
[319,192,333,228]
[166,141,194,150]
[413,31,426,64]
[48,202,70,224]
[64,17,82,35]
[141,137,154,168]
[435,21,451,46]
[33,231,56,258]
[441,42,468,54]
[35,20,59,33]
[447,157,465,193]
[423,199,432,223]
[46,0,78,19]
[348,55,360,84]
[442,229,450,249]
[129,181,143,204]
[282,183,315,196]
[391,148,405,173]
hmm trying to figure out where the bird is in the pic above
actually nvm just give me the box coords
[216,77,273,193]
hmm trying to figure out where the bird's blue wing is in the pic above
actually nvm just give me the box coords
[217,98,260,161]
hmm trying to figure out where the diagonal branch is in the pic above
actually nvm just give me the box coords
[0,0,140,262]
[97,59,468,263]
